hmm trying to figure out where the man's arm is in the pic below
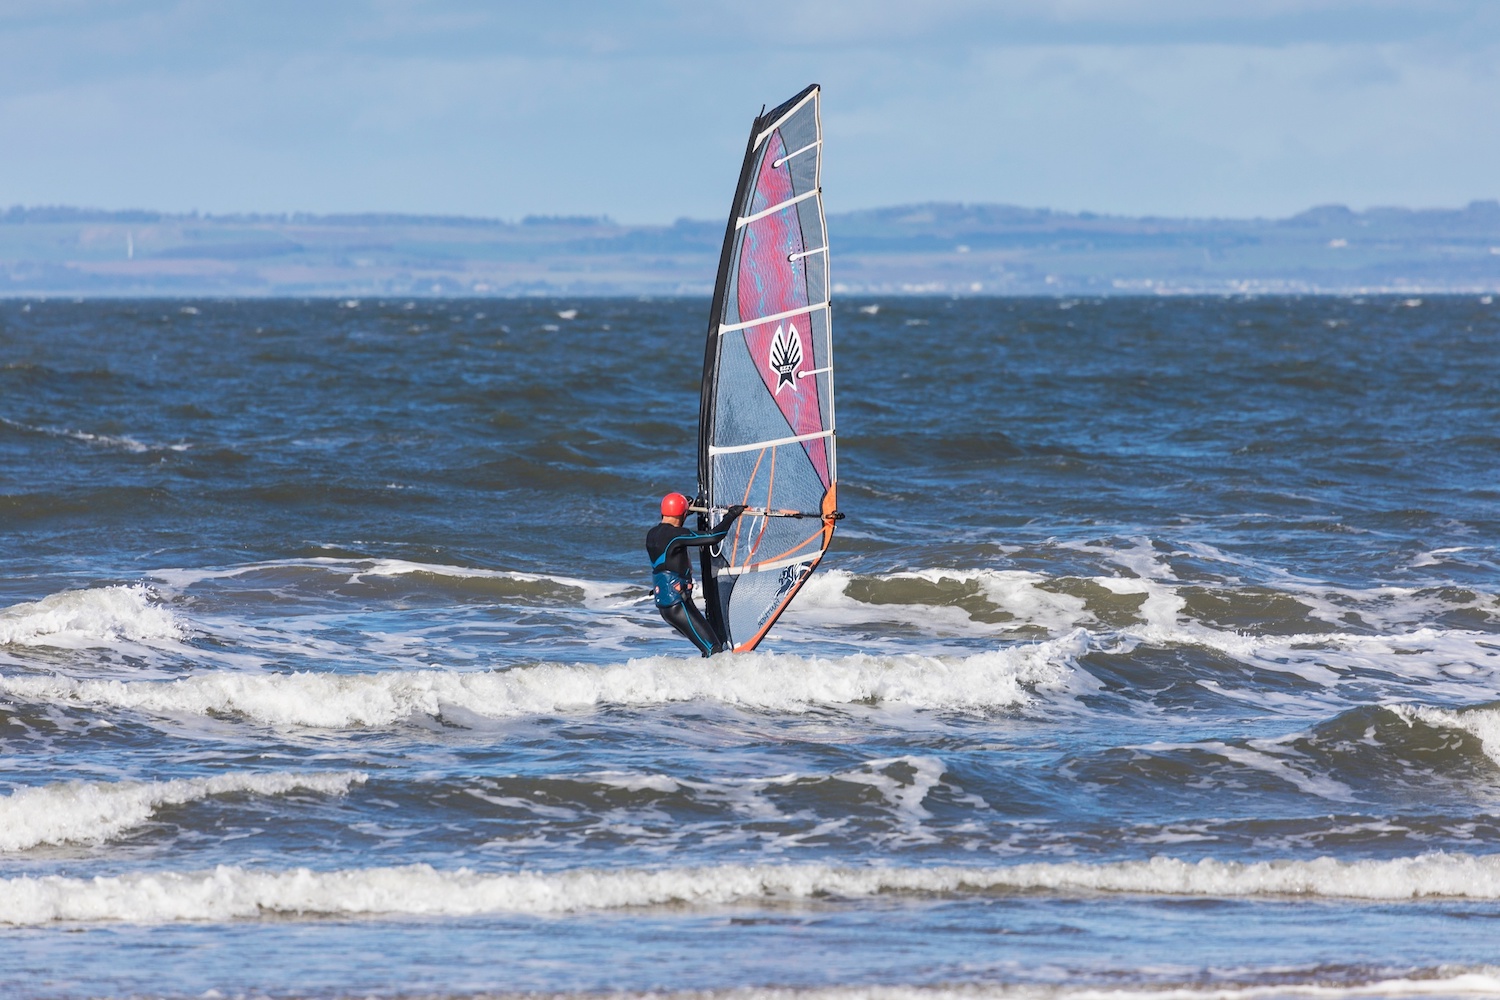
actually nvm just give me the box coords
[660,506,747,559]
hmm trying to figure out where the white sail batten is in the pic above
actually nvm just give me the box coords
[736,188,821,229]
[707,429,834,457]
[718,301,829,337]
[773,140,821,168]
[754,88,820,147]
[719,553,824,577]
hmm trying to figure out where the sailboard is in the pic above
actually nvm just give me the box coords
[697,84,839,653]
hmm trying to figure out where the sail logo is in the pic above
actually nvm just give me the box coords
[759,562,813,627]
[768,324,802,394]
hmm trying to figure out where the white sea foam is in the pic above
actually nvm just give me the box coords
[9,853,1500,925]
[792,571,1002,639]
[1063,534,1500,636]
[1134,740,1356,803]
[797,568,1090,636]
[0,635,1082,727]
[350,557,633,607]
[402,973,1500,1000]
[143,550,1500,648]
[835,755,948,844]
[0,585,183,648]
[148,556,633,609]
[454,971,1500,1000]
[0,771,366,851]
[804,562,1500,708]
[0,415,183,453]
[1169,626,1500,698]
[1411,546,1473,569]
[48,554,1497,718]
[579,754,964,851]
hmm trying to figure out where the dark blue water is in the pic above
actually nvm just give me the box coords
[2,295,1500,1000]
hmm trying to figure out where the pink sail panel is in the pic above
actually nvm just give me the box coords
[736,130,830,487]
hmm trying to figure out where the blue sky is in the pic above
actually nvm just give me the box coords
[0,0,1496,222]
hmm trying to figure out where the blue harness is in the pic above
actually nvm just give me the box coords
[650,552,690,609]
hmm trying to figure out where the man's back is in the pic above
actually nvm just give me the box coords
[646,522,696,578]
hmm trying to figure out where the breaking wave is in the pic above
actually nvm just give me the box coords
[404,972,1500,1000]
[0,634,1083,727]
[0,771,366,851]
[10,853,1500,925]
[801,556,1500,637]
[0,585,183,647]
[801,565,1500,710]
[150,556,633,608]
[1393,704,1500,768]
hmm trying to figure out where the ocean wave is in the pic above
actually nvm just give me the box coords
[375,971,1500,1000]
[800,560,1500,648]
[1187,703,1500,798]
[1394,704,1500,769]
[141,553,1500,649]
[0,635,1083,727]
[809,565,1500,709]
[149,556,634,608]
[0,414,188,454]
[0,585,183,647]
[798,569,1091,636]
[0,771,366,852]
[9,853,1500,925]
[1124,624,1500,682]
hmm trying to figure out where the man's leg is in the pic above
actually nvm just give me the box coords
[681,598,726,654]
[659,602,722,656]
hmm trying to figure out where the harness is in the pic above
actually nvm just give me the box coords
[651,550,691,609]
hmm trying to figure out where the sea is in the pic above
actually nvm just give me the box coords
[2,294,1500,1000]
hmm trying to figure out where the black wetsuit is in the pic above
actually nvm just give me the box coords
[646,509,743,656]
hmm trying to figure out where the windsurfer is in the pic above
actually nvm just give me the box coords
[647,493,746,656]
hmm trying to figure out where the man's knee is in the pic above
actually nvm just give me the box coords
[658,603,721,656]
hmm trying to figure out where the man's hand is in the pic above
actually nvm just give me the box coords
[727,504,747,517]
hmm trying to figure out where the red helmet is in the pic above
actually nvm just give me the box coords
[660,492,689,517]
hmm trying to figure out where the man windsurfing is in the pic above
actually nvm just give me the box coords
[646,493,745,656]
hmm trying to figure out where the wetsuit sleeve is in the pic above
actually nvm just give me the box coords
[657,509,744,563]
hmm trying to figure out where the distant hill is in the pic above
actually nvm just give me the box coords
[2,200,1497,296]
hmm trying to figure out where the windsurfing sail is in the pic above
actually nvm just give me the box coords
[697,84,838,653]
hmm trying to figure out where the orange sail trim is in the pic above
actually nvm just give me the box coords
[728,447,768,569]
[736,523,825,572]
[746,446,776,564]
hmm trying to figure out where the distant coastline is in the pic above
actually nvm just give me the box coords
[3,200,1498,297]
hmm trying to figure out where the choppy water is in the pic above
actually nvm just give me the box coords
[2,295,1500,999]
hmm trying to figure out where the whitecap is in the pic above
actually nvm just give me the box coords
[0,635,1084,728]
[148,556,633,610]
[0,771,366,851]
[10,853,1500,925]
[1394,705,1500,769]
[0,586,183,648]
[406,970,1500,999]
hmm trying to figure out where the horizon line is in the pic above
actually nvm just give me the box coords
[5,198,1500,229]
